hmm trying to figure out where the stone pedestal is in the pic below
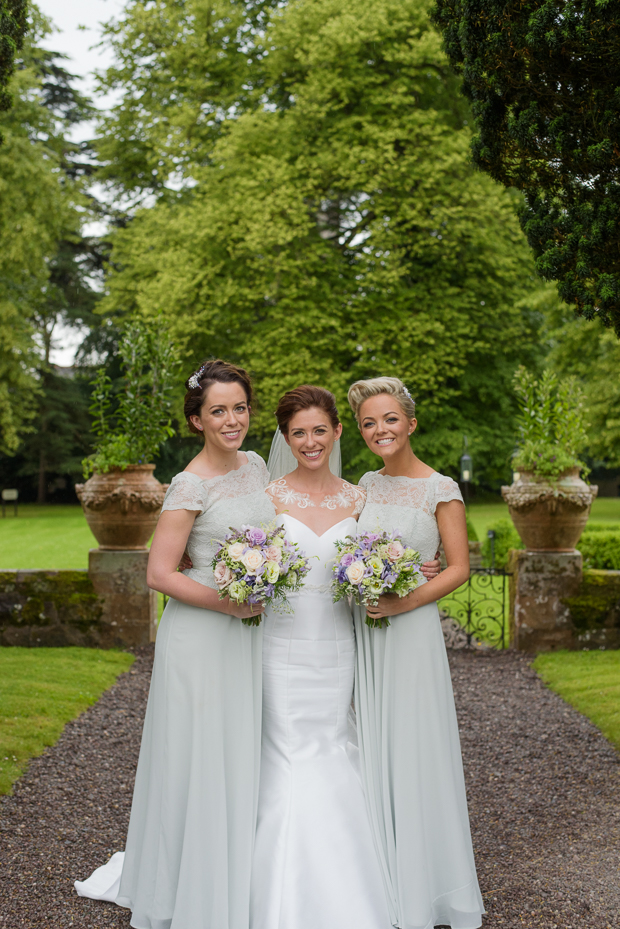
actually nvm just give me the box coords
[508,550,583,652]
[88,550,157,648]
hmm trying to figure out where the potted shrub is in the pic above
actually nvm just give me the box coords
[501,368,598,551]
[75,322,177,550]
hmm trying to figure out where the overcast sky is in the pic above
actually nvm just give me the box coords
[36,1,126,364]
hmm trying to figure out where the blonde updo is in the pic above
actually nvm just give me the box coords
[347,376,416,426]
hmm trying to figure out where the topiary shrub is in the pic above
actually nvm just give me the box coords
[481,518,524,569]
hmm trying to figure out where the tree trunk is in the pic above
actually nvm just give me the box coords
[37,447,46,504]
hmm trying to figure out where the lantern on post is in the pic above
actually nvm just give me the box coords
[460,436,473,508]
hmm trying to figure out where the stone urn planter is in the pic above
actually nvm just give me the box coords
[75,465,169,551]
[501,468,598,552]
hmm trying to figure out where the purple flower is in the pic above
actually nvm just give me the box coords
[247,527,267,545]
[340,553,355,567]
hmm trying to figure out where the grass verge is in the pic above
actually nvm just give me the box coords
[533,650,620,753]
[0,647,134,795]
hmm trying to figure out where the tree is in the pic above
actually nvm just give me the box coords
[433,0,620,336]
[97,0,544,486]
[0,0,27,134]
[0,5,98,474]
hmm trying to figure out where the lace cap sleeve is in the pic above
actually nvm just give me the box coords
[161,473,206,514]
[433,475,464,512]
[249,451,270,488]
[358,471,376,489]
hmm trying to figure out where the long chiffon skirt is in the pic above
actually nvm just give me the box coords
[116,597,263,929]
[354,601,484,929]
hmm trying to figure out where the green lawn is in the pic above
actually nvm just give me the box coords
[0,504,97,569]
[533,650,620,753]
[0,647,134,794]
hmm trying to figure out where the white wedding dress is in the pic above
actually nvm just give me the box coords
[250,513,391,929]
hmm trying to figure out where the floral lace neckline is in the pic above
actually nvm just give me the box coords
[373,470,438,482]
[182,452,254,485]
[267,477,365,515]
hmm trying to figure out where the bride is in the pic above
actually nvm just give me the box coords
[251,384,391,928]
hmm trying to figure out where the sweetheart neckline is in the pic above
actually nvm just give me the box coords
[280,513,356,540]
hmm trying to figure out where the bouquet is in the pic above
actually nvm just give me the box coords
[332,530,423,628]
[211,523,312,625]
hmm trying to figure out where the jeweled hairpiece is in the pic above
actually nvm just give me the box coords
[402,385,414,403]
[188,365,205,390]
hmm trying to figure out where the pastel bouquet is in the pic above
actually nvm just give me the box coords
[211,523,312,625]
[331,530,423,628]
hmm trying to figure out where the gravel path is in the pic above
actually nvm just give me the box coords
[1,646,619,928]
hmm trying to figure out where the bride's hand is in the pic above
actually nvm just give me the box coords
[178,550,193,572]
[221,597,266,621]
[421,551,441,580]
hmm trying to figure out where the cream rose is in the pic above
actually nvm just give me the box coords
[265,545,282,563]
[386,541,405,563]
[241,548,265,574]
[346,561,365,584]
[214,562,234,589]
[228,541,246,561]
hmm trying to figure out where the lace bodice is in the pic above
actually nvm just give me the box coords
[356,471,463,563]
[161,451,276,588]
[266,478,366,517]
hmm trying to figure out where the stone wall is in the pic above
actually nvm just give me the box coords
[508,550,620,652]
[0,553,158,648]
[0,570,104,647]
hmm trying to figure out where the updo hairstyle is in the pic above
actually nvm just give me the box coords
[275,385,340,435]
[184,359,254,435]
[347,376,416,426]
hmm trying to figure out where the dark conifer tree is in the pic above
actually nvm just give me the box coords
[433,0,620,335]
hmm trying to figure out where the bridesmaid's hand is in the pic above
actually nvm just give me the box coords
[421,551,441,580]
[366,591,416,621]
[221,597,266,621]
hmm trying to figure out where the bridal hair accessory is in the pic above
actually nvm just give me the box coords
[402,385,413,403]
[188,365,206,390]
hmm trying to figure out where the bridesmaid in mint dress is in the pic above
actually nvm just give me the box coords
[348,376,484,929]
[76,360,276,929]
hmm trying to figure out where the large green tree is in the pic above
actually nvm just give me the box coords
[433,0,620,336]
[0,6,96,463]
[0,0,27,133]
[97,0,544,484]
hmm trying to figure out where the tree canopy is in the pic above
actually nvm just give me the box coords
[94,0,544,484]
[0,0,27,130]
[433,0,620,337]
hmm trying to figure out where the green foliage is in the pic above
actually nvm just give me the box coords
[579,531,620,572]
[512,367,588,478]
[533,650,620,752]
[0,0,27,124]
[0,5,94,456]
[480,518,523,569]
[0,647,133,794]
[542,300,620,468]
[96,0,544,486]
[83,320,179,476]
[465,513,478,542]
[433,0,620,335]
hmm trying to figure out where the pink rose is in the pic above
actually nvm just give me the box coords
[265,545,282,563]
[214,562,234,588]
[386,541,405,563]
[346,561,365,584]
